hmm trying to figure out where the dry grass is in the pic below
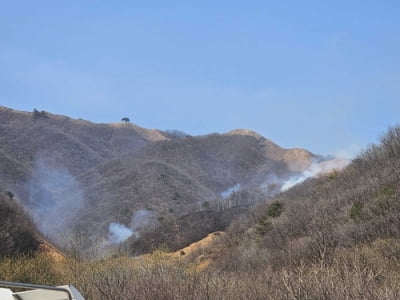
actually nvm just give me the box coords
[6,108,400,299]
[0,106,314,253]
[3,239,400,299]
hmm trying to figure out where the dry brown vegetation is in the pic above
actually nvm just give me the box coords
[212,125,400,298]
[2,239,400,299]
[0,191,40,256]
[0,106,315,253]
[2,126,400,299]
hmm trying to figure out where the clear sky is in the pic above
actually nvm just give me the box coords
[1,1,400,157]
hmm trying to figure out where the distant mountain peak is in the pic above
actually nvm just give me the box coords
[0,105,318,254]
[224,129,264,139]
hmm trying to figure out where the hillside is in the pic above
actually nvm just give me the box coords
[2,109,400,299]
[4,126,399,299]
[0,106,166,182]
[77,130,317,252]
[0,106,317,254]
[0,190,40,256]
[198,125,400,298]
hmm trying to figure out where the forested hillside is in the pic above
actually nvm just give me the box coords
[2,105,400,299]
[2,125,400,299]
[209,125,400,298]
[0,106,316,253]
[0,191,40,256]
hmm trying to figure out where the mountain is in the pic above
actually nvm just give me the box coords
[4,123,400,299]
[0,106,317,253]
[0,106,166,184]
[0,190,40,256]
[190,125,400,299]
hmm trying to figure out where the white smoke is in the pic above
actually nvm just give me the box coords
[259,174,282,196]
[28,155,85,241]
[334,144,362,160]
[107,209,156,245]
[108,223,134,244]
[131,209,155,231]
[281,158,351,192]
[221,183,241,198]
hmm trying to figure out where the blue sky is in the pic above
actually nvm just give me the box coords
[1,1,400,156]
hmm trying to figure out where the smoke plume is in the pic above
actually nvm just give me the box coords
[130,209,156,231]
[107,209,156,245]
[28,155,85,242]
[108,223,134,244]
[221,183,241,198]
[281,158,350,192]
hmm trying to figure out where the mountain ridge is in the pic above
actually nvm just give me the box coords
[0,106,317,254]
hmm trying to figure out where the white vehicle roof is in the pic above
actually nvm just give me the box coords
[0,282,84,300]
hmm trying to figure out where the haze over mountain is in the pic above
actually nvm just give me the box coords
[0,106,328,253]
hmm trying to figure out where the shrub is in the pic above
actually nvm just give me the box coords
[267,201,284,218]
[255,217,273,237]
[349,201,364,221]
[0,254,61,285]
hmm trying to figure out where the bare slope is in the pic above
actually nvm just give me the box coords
[76,130,316,253]
[0,106,316,254]
[201,126,400,298]
[0,106,166,184]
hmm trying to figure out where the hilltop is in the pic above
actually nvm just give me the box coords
[0,106,317,254]
[3,126,399,299]
[2,107,400,298]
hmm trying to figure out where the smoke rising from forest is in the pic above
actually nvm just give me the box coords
[281,158,351,192]
[28,155,85,242]
[107,209,156,245]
